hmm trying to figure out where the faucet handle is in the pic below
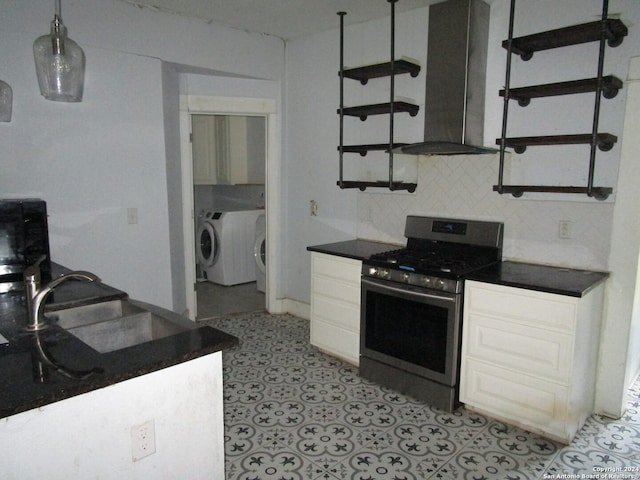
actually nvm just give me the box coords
[24,255,47,282]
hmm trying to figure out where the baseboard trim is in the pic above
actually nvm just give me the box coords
[268,298,310,320]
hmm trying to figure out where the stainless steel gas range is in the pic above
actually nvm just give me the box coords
[360,216,503,412]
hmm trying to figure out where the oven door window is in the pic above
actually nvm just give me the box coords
[361,278,460,385]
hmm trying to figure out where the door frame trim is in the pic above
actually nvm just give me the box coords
[180,95,279,318]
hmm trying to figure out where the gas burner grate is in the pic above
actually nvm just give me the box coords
[368,244,499,276]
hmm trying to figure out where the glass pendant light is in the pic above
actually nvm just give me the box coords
[0,81,12,122]
[33,0,85,102]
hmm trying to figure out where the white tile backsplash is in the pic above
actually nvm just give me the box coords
[356,154,613,270]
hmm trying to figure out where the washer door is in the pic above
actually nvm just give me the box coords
[197,221,219,267]
[254,234,266,273]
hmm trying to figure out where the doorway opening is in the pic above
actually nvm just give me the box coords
[180,95,277,321]
[193,114,266,319]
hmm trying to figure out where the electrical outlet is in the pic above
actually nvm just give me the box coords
[558,220,571,239]
[131,419,156,461]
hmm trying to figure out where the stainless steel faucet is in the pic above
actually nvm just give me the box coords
[24,256,100,332]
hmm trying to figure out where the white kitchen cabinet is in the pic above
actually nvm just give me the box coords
[192,115,264,185]
[310,252,361,365]
[460,280,604,443]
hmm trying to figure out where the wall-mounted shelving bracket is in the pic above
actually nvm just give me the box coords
[495,0,627,201]
[336,0,420,193]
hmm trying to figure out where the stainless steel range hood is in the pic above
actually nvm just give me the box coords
[397,0,496,155]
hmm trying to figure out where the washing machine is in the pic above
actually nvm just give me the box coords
[254,214,266,293]
[196,209,264,286]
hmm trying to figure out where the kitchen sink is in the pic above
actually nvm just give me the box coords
[46,299,196,353]
[46,299,144,329]
[67,311,190,353]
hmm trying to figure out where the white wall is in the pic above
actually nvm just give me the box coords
[598,56,640,417]
[0,353,225,479]
[283,7,431,304]
[284,29,358,305]
[0,0,284,310]
[357,154,615,269]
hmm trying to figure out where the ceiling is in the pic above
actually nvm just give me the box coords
[116,0,438,40]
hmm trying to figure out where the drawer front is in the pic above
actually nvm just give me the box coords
[461,359,569,440]
[311,253,361,284]
[464,314,573,382]
[312,275,360,307]
[310,318,360,365]
[465,281,577,333]
[311,294,360,331]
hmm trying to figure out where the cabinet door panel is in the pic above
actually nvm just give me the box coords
[465,314,572,382]
[310,253,362,363]
[311,319,360,365]
[192,115,218,184]
[465,282,577,333]
[312,254,361,283]
[461,359,569,440]
[312,295,360,330]
[313,275,360,307]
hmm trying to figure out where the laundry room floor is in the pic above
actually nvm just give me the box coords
[196,281,265,320]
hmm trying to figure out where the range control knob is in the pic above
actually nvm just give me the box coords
[437,279,446,289]
[422,276,432,287]
[368,267,378,276]
[380,268,390,279]
[401,273,410,282]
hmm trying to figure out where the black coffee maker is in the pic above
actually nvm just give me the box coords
[0,199,51,293]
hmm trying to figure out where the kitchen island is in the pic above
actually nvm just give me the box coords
[0,263,237,479]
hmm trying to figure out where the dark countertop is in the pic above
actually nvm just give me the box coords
[307,239,400,261]
[307,240,608,297]
[0,263,238,419]
[467,261,609,297]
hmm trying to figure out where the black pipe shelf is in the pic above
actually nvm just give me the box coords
[500,76,623,106]
[492,185,613,201]
[337,181,417,192]
[337,4,420,192]
[503,19,628,60]
[339,102,419,121]
[341,59,421,85]
[495,0,625,201]
[338,143,409,156]
[498,133,617,154]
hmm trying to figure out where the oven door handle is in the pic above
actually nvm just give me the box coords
[361,277,457,303]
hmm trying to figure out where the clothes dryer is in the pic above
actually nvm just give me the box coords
[254,213,266,293]
[196,209,264,286]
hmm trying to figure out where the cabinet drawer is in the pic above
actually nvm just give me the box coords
[461,359,569,440]
[311,253,361,284]
[311,319,360,365]
[312,275,360,307]
[464,314,572,382]
[465,281,577,333]
[311,295,360,331]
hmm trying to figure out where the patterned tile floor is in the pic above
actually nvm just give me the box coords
[204,313,640,480]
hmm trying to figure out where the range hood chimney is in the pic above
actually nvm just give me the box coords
[398,0,496,155]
